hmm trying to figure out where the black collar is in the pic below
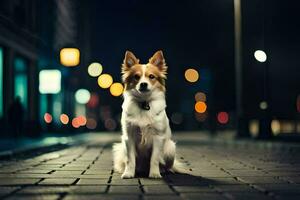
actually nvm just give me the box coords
[139,101,150,110]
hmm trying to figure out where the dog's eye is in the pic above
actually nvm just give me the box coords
[149,74,155,79]
[134,74,140,80]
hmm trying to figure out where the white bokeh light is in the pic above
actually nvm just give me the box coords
[39,70,61,94]
[75,89,91,104]
[254,50,267,62]
[88,62,103,77]
[259,101,268,110]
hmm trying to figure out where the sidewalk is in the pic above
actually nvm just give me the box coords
[0,132,299,200]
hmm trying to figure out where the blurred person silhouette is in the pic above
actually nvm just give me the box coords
[8,96,24,138]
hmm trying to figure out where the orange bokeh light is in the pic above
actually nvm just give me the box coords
[44,113,52,123]
[194,101,207,113]
[110,83,124,97]
[98,74,113,89]
[72,118,80,128]
[185,68,199,83]
[77,115,87,126]
[60,114,69,125]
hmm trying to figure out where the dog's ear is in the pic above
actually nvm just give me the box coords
[149,50,167,74]
[122,51,139,72]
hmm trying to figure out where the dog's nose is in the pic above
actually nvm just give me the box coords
[139,82,148,91]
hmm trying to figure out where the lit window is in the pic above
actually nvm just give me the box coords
[14,57,28,110]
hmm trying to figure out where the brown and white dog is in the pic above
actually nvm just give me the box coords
[113,51,185,178]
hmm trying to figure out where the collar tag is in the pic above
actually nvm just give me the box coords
[140,101,150,110]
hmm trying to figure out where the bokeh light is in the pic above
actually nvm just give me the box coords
[77,115,87,126]
[104,118,117,131]
[60,114,69,125]
[271,120,280,135]
[44,113,52,123]
[75,89,91,104]
[88,62,103,77]
[60,48,80,67]
[98,74,113,89]
[87,93,99,108]
[194,101,207,113]
[254,50,267,62]
[259,101,268,110]
[249,120,259,137]
[86,118,97,130]
[39,70,61,94]
[72,117,80,128]
[110,83,124,97]
[217,112,229,124]
[184,68,199,83]
[194,92,206,102]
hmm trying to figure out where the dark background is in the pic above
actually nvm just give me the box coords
[0,0,299,138]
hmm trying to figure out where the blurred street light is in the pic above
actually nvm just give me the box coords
[195,101,207,113]
[249,120,259,137]
[87,93,99,108]
[194,92,206,102]
[60,48,80,67]
[98,74,113,89]
[88,62,103,77]
[104,118,117,131]
[77,115,87,126]
[75,89,91,104]
[60,114,69,125]
[110,83,124,96]
[259,101,268,110]
[217,112,229,124]
[184,68,199,83]
[39,70,61,94]
[271,120,280,135]
[86,118,97,130]
[44,113,52,123]
[72,117,80,128]
[254,50,267,62]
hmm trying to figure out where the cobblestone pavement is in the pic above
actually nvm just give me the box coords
[0,133,300,200]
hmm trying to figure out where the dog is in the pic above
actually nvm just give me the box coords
[113,50,185,178]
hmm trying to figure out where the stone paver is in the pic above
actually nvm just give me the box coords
[0,133,299,199]
[39,178,77,185]
[76,178,108,185]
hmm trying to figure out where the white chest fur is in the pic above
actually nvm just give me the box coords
[122,91,168,133]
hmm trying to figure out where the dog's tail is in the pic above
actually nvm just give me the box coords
[171,158,189,174]
[163,139,189,174]
[112,142,126,173]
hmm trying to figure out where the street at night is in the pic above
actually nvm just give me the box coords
[0,132,300,200]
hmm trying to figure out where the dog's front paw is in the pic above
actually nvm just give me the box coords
[149,172,162,179]
[121,171,135,179]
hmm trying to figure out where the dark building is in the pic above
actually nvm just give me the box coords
[0,0,91,136]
